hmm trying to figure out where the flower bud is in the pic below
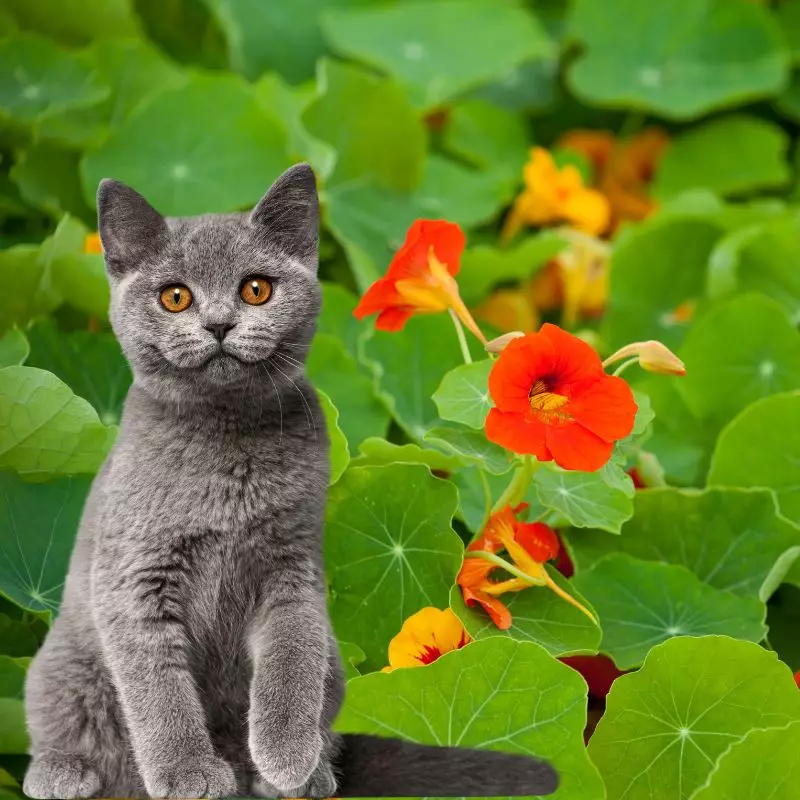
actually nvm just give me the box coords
[603,340,686,376]
[485,330,526,354]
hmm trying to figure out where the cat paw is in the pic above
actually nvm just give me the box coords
[250,726,323,793]
[24,753,102,799]
[252,759,336,799]
[144,756,237,798]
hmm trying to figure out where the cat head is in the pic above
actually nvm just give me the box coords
[97,164,321,406]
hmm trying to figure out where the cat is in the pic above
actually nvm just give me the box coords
[22,164,559,799]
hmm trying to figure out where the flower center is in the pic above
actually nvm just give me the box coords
[417,644,442,665]
[528,378,571,423]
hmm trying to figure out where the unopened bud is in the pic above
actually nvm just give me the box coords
[485,330,526,354]
[603,340,685,376]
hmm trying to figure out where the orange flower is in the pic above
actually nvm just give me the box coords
[353,219,485,341]
[384,607,471,671]
[501,148,610,244]
[458,504,595,628]
[485,324,637,471]
[83,232,103,254]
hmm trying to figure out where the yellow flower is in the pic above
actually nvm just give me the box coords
[502,147,610,244]
[474,286,539,334]
[383,607,471,671]
[83,232,103,255]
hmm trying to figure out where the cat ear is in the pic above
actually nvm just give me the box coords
[96,179,168,275]
[249,163,319,270]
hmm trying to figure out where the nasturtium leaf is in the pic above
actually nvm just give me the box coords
[336,638,605,800]
[0,35,109,125]
[693,721,800,800]
[9,145,91,220]
[0,330,27,369]
[352,437,463,473]
[424,426,512,476]
[25,321,131,426]
[324,464,464,671]
[443,99,529,178]
[316,389,348,485]
[304,60,425,193]
[653,115,790,199]
[532,462,634,534]
[677,295,800,432]
[602,216,724,351]
[0,657,26,698]
[776,71,800,121]
[0,366,115,478]
[318,283,363,364]
[433,359,492,430]
[588,636,800,800]
[306,333,390,450]
[0,698,27,754]
[0,245,60,333]
[567,0,790,119]
[2,0,138,45]
[0,617,38,658]
[81,73,291,216]
[709,391,800,523]
[568,487,800,602]
[457,232,568,305]
[448,468,511,532]
[363,315,470,441]
[322,0,554,110]
[50,252,109,320]
[0,472,91,614]
[572,554,767,670]
[450,573,601,657]
[337,641,365,681]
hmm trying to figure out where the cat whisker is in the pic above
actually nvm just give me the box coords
[268,357,316,439]
[258,362,283,445]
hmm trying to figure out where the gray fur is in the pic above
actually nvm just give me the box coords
[23,164,558,798]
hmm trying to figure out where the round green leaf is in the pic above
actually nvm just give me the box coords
[569,487,800,601]
[572,554,767,669]
[304,59,425,192]
[0,698,27,755]
[432,359,492,430]
[0,472,91,614]
[694,721,800,800]
[602,216,724,351]
[318,282,363,364]
[0,657,27,698]
[335,638,605,800]
[51,252,109,320]
[352,437,464,473]
[533,462,634,534]
[324,464,464,671]
[588,636,800,800]
[0,330,28,369]
[653,115,790,199]
[709,391,800,522]
[0,35,109,125]
[306,333,390,450]
[25,321,132,426]
[81,73,291,216]
[337,641,366,681]
[0,366,115,478]
[424,426,512,474]
[0,245,60,333]
[567,0,789,119]
[322,0,555,110]
[449,572,600,658]
[0,616,39,658]
[677,294,800,431]
[450,467,514,532]
[316,389,349,485]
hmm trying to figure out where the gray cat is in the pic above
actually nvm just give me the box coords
[22,164,559,799]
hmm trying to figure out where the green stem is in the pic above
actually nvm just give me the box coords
[492,455,535,513]
[476,470,494,537]
[449,308,472,364]
[612,356,640,377]
[467,551,546,586]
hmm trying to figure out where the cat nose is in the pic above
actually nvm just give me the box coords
[204,322,236,342]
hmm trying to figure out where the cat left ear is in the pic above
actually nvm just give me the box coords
[250,163,319,270]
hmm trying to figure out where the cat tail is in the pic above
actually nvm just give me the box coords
[335,733,559,797]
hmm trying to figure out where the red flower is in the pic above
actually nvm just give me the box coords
[561,654,625,699]
[353,219,484,341]
[795,671,800,689]
[485,324,637,471]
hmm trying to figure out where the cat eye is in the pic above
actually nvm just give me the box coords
[159,285,192,313]
[240,276,272,306]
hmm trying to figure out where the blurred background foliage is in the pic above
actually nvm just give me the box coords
[3,1,800,798]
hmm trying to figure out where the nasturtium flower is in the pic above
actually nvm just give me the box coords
[353,219,485,341]
[384,607,471,671]
[485,324,637,472]
[83,232,103,254]
[795,670,800,689]
[502,147,610,244]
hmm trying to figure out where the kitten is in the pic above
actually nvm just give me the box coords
[22,164,559,798]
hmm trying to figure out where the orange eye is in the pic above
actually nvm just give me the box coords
[241,277,272,306]
[160,285,192,312]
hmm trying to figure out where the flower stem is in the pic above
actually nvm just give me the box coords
[610,356,640,377]
[477,470,493,535]
[540,570,599,626]
[466,551,546,586]
[492,455,535,513]
[449,308,473,364]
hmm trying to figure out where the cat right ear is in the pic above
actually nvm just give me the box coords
[96,180,168,276]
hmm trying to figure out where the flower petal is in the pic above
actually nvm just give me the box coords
[375,306,415,332]
[515,522,560,563]
[545,422,614,472]
[461,586,512,630]
[568,375,637,442]
[485,408,552,461]
[487,331,557,412]
[421,220,466,276]
[538,323,605,387]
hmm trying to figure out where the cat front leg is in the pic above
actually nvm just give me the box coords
[247,583,335,798]
[93,543,237,798]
